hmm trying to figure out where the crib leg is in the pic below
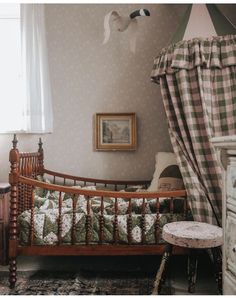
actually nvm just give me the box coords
[9,257,17,288]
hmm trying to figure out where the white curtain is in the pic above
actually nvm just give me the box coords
[21,4,53,133]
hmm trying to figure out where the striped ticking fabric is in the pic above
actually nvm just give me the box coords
[151,35,236,225]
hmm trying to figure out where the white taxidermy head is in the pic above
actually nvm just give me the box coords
[112,12,131,32]
[102,9,150,53]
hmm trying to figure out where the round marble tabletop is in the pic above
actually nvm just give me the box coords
[162,221,223,249]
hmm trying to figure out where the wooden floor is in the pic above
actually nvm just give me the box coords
[0,253,218,295]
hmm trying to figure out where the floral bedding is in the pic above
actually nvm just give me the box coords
[18,186,187,246]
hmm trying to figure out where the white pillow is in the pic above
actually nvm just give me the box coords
[148,152,177,192]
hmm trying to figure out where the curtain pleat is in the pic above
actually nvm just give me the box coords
[160,69,222,225]
[152,35,236,225]
[21,4,53,133]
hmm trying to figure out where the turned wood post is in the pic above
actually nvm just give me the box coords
[38,137,44,175]
[8,134,19,288]
[152,244,173,295]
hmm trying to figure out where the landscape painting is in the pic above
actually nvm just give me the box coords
[95,113,137,151]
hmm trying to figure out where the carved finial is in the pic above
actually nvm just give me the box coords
[38,138,43,151]
[12,134,18,149]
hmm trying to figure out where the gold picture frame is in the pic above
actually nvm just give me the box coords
[95,113,137,151]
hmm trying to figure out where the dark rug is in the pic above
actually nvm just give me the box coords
[0,270,172,295]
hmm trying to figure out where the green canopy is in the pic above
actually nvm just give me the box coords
[172,4,236,44]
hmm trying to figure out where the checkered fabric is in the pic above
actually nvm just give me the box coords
[151,35,236,226]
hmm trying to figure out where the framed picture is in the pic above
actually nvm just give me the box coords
[95,113,137,151]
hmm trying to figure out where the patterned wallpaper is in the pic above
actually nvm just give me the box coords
[1,4,236,181]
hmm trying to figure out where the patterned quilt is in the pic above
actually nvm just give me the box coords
[18,186,187,246]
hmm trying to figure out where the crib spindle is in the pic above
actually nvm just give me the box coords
[18,183,23,214]
[23,183,27,212]
[113,198,119,243]
[32,156,35,178]
[84,181,87,187]
[141,198,146,244]
[63,178,66,186]
[21,183,24,212]
[36,154,39,175]
[86,196,92,244]
[18,183,22,215]
[25,155,28,175]
[23,183,27,211]
[155,198,160,244]
[27,155,31,175]
[25,183,29,211]
[27,178,33,210]
[99,196,104,243]
[24,156,26,175]
[29,189,35,246]
[71,194,76,245]
[73,180,76,186]
[34,155,37,178]
[24,156,27,175]
[58,192,63,245]
[127,198,132,244]
[20,156,24,175]
[31,156,35,178]
[53,176,56,184]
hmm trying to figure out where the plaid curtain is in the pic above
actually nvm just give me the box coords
[151,35,236,226]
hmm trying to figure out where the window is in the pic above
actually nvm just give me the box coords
[0,4,27,132]
[0,4,53,133]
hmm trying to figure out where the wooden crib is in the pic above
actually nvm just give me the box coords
[8,135,188,288]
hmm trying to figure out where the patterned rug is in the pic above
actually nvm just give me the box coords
[0,270,172,295]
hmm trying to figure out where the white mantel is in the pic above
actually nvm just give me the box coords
[211,135,236,149]
[211,135,236,295]
[211,136,236,170]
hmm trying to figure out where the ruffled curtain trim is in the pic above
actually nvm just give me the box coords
[151,34,236,83]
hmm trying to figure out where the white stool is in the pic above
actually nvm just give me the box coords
[152,221,223,295]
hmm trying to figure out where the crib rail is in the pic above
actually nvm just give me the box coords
[17,175,187,247]
[43,168,150,190]
[18,175,186,198]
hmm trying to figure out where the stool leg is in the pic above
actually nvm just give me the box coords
[211,247,222,295]
[187,249,198,293]
[152,244,172,295]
